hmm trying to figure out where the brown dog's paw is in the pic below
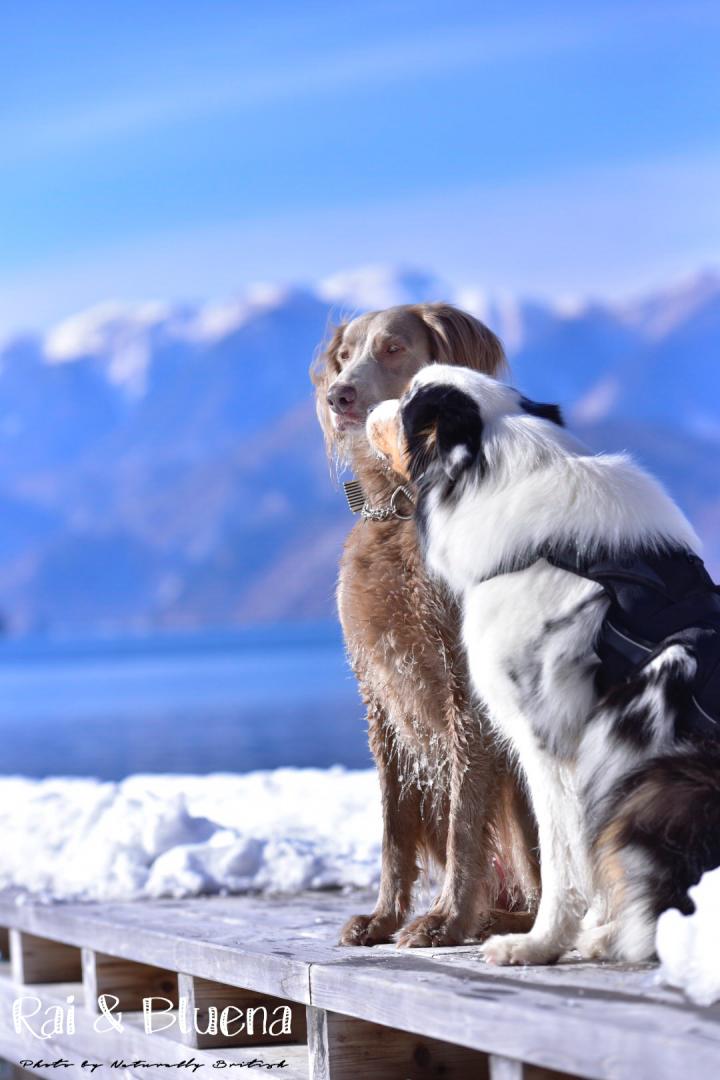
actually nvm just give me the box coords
[395,913,467,949]
[338,913,398,946]
[480,909,536,937]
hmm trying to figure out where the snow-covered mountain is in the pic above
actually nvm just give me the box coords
[0,265,718,634]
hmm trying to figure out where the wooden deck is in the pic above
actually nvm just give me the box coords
[0,890,718,1080]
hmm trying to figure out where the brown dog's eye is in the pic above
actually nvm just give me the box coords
[386,343,403,354]
[339,349,350,361]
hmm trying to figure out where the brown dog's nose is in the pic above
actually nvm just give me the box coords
[327,383,357,414]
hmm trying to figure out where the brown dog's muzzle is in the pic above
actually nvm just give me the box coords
[366,400,411,480]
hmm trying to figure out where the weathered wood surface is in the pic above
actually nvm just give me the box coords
[489,1055,570,1080]
[177,972,307,1049]
[0,1065,37,1079]
[1,890,719,1080]
[489,1058,525,1080]
[307,1006,490,1079]
[0,891,347,1004]
[82,949,178,1013]
[0,963,308,1079]
[9,931,82,986]
[310,947,720,1079]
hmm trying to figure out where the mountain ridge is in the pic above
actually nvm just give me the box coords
[0,265,718,634]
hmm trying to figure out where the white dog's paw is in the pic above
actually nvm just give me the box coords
[575,923,614,960]
[481,932,561,967]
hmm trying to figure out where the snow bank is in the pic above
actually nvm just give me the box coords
[0,769,381,902]
[656,867,720,1006]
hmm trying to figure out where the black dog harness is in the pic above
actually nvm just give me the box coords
[540,545,720,739]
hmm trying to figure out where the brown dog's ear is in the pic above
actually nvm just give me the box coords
[413,303,506,376]
[310,321,348,465]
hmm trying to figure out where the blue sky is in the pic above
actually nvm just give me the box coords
[1,0,719,334]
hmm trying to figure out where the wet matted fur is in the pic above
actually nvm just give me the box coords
[311,304,538,947]
[377,364,720,963]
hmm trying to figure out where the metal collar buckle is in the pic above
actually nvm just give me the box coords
[343,479,415,522]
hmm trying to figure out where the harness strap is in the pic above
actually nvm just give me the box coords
[482,542,720,736]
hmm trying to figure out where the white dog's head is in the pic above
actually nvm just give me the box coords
[404,366,565,487]
[367,365,698,586]
[366,365,564,489]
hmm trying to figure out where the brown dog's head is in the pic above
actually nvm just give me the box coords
[310,303,506,466]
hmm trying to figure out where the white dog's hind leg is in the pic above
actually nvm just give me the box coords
[573,890,615,958]
[575,921,615,959]
[482,747,592,966]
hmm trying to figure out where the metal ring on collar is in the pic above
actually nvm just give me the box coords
[389,485,415,520]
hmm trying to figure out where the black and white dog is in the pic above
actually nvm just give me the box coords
[366,365,720,965]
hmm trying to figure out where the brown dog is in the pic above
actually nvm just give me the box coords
[311,304,538,947]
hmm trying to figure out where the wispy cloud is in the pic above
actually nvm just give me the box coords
[5,3,717,162]
[1,144,717,337]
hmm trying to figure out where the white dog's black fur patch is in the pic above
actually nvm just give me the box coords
[383,365,720,965]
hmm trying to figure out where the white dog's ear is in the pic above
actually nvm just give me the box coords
[436,400,484,482]
[401,384,484,483]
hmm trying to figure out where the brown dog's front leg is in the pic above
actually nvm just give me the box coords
[397,720,496,948]
[340,715,420,946]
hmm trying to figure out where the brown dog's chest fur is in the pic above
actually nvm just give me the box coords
[313,303,538,946]
[340,465,467,756]
[338,448,535,898]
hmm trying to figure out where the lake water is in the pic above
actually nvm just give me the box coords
[0,623,371,779]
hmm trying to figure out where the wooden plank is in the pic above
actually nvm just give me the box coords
[490,1058,575,1080]
[0,892,333,1003]
[434,947,659,999]
[177,972,307,1049]
[10,931,82,985]
[0,929,9,960]
[0,1065,37,1080]
[82,949,178,1013]
[307,1006,489,1080]
[490,1057,524,1080]
[526,1070,578,1080]
[0,963,308,1080]
[0,891,668,1006]
[309,949,720,1080]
